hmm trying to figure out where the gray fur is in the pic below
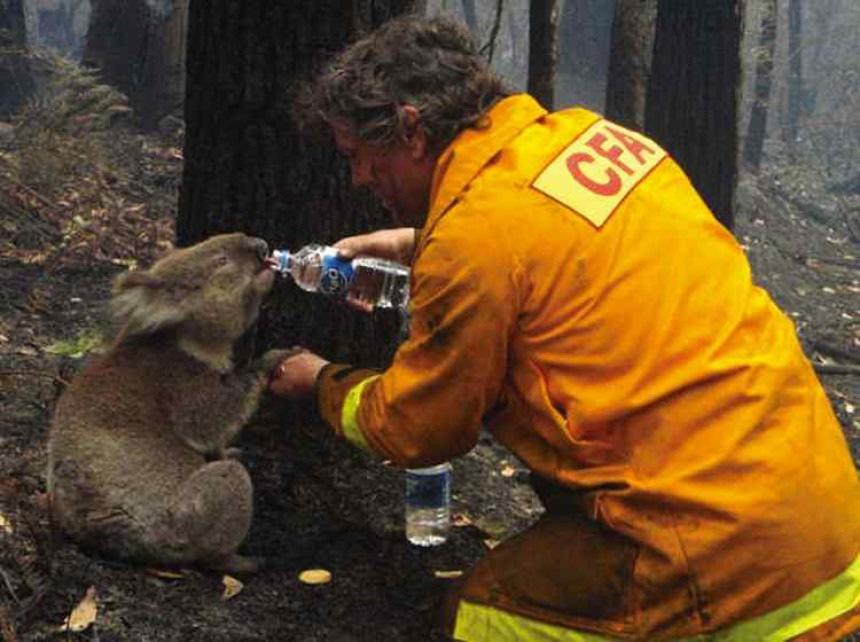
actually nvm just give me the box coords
[47,233,292,574]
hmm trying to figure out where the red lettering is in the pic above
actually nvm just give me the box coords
[566,152,622,196]
[586,132,634,175]
[605,126,656,165]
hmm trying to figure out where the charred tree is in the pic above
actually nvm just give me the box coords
[645,0,741,231]
[83,0,187,129]
[604,0,657,129]
[784,0,803,146]
[461,0,478,33]
[135,0,188,128]
[528,0,559,110]
[82,0,149,103]
[0,0,34,117]
[742,0,776,172]
[556,0,614,111]
[178,0,419,367]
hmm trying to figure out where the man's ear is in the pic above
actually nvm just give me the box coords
[400,104,428,160]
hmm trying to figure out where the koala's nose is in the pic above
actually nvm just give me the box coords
[251,238,268,262]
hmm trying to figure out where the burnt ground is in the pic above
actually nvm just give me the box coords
[1,71,859,641]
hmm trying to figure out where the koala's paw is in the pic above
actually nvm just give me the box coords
[254,348,300,377]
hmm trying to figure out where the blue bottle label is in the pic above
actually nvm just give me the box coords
[319,252,355,297]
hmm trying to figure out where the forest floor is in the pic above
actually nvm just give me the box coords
[0,61,859,641]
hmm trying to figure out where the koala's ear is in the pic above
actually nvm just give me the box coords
[112,270,187,336]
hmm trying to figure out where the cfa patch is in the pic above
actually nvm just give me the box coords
[531,118,667,228]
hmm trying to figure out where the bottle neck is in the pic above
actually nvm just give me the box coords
[273,250,292,274]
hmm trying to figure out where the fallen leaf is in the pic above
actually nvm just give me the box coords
[500,465,516,478]
[298,568,332,585]
[222,575,244,600]
[452,513,473,527]
[434,570,464,579]
[61,586,97,632]
[45,332,102,359]
[483,539,500,550]
[145,568,186,580]
[0,513,12,534]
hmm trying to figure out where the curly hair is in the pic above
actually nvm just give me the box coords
[294,14,511,151]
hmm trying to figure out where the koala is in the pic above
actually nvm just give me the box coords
[47,233,292,574]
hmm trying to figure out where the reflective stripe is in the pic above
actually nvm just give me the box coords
[341,375,380,451]
[454,553,860,642]
[709,552,860,641]
[454,601,616,641]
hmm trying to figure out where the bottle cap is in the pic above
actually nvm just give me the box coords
[271,250,291,273]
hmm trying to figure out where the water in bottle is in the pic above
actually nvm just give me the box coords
[405,463,452,547]
[350,256,409,309]
[270,244,409,309]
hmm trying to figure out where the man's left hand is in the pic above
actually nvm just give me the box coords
[268,348,330,398]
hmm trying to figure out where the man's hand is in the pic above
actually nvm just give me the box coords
[333,228,418,266]
[268,349,330,398]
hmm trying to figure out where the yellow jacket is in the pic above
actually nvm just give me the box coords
[317,94,860,637]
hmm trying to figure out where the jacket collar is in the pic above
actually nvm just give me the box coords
[421,94,547,240]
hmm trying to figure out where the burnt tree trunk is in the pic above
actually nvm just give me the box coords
[0,0,34,117]
[645,0,741,231]
[528,0,559,110]
[83,0,187,129]
[784,0,803,146]
[82,0,149,102]
[461,0,478,33]
[178,0,419,367]
[742,0,776,172]
[604,0,657,130]
[135,0,188,128]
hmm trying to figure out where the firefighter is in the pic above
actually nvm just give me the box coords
[271,13,860,641]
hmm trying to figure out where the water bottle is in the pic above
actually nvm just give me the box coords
[405,463,452,547]
[270,244,409,309]
[274,242,452,546]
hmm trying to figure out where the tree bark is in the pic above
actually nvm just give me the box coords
[742,0,776,172]
[0,0,34,117]
[82,0,150,100]
[784,0,803,146]
[528,0,559,110]
[645,0,742,231]
[83,0,188,129]
[604,0,657,130]
[461,0,478,33]
[135,0,188,128]
[178,0,419,367]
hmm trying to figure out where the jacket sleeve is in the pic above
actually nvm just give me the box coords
[315,220,520,467]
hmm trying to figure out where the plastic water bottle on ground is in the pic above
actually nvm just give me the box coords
[270,244,409,309]
[405,463,452,547]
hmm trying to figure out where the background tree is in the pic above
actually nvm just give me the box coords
[461,0,479,32]
[645,0,741,231]
[83,0,187,128]
[742,0,776,172]
[177,0,420,368]
[783,0,803,147]
[527,0,559,109]
[555,0,614,111]
[0,0,34,117]
[604,0,656,129]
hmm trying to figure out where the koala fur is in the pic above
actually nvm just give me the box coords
[47,233,291,574]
